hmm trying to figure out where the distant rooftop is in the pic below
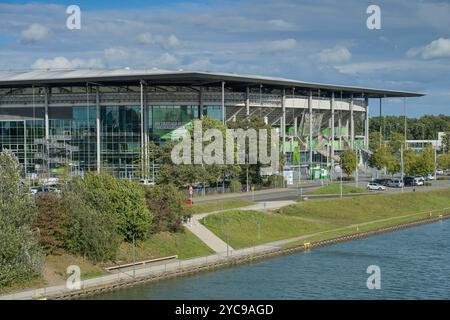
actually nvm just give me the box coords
[0,68,425,98]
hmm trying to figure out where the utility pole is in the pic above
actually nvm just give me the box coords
[400,144,404,193]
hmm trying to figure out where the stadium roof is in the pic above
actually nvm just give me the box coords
[0,69,424,98]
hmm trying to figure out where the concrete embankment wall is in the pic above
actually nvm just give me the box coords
[48,212,450,300]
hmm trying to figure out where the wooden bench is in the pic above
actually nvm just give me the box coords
[105,255,178,271]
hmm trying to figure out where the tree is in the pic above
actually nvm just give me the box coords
[62,177,121,262]
[228,116,276,186]
[84,173,153,242]
[145,184,189,233]
[0,150,43,287]
[403,148,417,176]
[340,149,357,177]
[414,146,434,176]
[442,132,450,154]
[437,153,450,170]
[385,154,400,176]
[368,144,389,170]
[388,132,405,154]
[35,193,67,254]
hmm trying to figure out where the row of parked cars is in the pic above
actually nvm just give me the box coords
[367,174,436,190]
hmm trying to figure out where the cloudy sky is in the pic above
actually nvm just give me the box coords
[0,0,449,117]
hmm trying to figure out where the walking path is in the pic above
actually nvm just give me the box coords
[184,200,296,253]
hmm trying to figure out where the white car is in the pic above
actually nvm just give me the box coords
[413,177,424,186]
[367,183,386,191]
[436,170,444,175]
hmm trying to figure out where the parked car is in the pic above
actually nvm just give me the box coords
[425,174,435,181]
[372,178,390,186]
[403,176,415,186]
[413,177,424,186]
[139,179,155,185]
[367,183,386,191]
[387,179,404,188]
[436,169,444,175]
[37,185,61,194]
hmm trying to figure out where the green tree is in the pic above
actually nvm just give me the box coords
[145,184,189,233]
[63,177,121,262]
[368,144,389,170]
[403,148,417,176]
[0,150,43,287]
[84,173,153,242]
[388,132,405,154]
[34,193,67,254]
[442,132,450,154]
[437,153,450,170]
[414,146,434,176]
[340,149,357,177]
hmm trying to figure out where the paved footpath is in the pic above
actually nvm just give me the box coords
[184,200,295,253]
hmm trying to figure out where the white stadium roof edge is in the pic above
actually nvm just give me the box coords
[0,68,424,98]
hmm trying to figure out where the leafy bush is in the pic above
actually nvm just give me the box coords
[0,150,43,288]
[34,193,67,254]
[84,173,153,242]
[145,184,189,233]
[62,177,121,262]
[229,180,242,193]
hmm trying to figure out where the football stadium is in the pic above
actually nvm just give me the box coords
[0,69,423,180]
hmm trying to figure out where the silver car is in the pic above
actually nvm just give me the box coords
[367,183,386,191]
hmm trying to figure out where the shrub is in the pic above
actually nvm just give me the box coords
[84,173,153,242]
[145,184,189,233]
[229,180,242,193]
[34,193,67,255]
[0,150,43,288]
[62,177,121,263]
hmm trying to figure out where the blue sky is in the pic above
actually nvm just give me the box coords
[0,0,449,117]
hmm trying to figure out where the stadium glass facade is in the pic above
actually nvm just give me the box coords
[0,69,423,180]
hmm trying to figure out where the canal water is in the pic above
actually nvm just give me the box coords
[90,219,450,299]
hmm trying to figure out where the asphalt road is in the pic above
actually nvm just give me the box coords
[194,179,450,203]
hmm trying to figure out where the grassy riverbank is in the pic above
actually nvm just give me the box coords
[201,189,450,249]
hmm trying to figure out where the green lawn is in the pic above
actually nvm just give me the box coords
[282,188,450,226]
[309,183,368,195]
[190,199,255,214]
[117,228,214,262]
[200,189,450,249]
[200,210,332,249]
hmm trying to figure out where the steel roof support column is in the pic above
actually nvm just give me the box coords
[282,89,286,156]
[350,95,354,150]
[221,81,225,124]
[365,97,370,150]
[140,80,145,179]
[44,88,49,140]
[96,87,101,172]
[331,93,335,169]
[308,91,313,168]
[199,87,204,119]
[143,84,149,180]
[245,86,250,116]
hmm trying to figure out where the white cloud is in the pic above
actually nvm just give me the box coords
[136,32,180,48]
[104,47,129,62]
[318,45,352,64]
[32,57,104,69]
[262,38,296,52]
[268,19,293,30]
[407,38,450,60]
[20,23,49,43]
[158,52,179,66]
